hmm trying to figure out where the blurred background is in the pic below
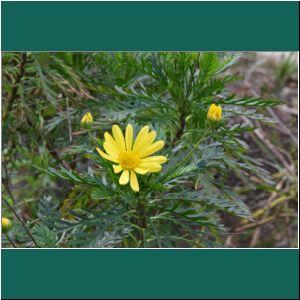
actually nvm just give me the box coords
[223,52,298,247]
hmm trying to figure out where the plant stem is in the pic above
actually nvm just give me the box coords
[88,130,99,148]
[173,53,200,146]
[172,111,186,145]
[175,124,211,169]
[2,196,38,247]
[135,197,147,248]
[4,233,17,248]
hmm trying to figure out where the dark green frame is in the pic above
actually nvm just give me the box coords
[1,1,299,51]
[2,249,299,299]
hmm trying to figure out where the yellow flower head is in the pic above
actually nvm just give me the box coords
[207,103,222,121]
[2,217,12,233]
[97,124,167,192]
[81,112,93,128]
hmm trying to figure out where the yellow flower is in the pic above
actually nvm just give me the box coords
[81,112,93,128]
[2,217,12,233]
[207,103,222,121]
[97,124,167,192]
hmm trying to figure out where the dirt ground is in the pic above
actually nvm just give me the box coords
[224,52,298,248]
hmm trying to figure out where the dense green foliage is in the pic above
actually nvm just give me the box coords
[2,52,282,247]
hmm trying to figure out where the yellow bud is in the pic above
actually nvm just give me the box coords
[207,103,222,121]
[2,217,12,233]
[81,112,93,128]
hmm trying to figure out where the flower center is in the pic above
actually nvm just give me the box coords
[118,151,140,170]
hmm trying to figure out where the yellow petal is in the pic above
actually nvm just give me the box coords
[112,125,126,151]
[104,132,122,153]
[134,167,148,175]
[135,131,157,154]
[139,140,165,158]
[217,106,222,119]
[96,148,118,163]
[119,170,129,185]
[81,112,93,124]
[207,103,222,121]
[132,126,149,151]
[138,162,162,172]
[130,171,139,192]
[113,165,123,173]
[103,142,119,158]
[140,156,167,164]
[125,124,133,151]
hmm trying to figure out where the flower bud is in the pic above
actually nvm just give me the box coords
[81,112,93,129]
[207,103,222,121]
[2,217,12,234]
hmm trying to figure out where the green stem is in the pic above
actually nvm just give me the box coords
[175,124,211,169]
[134,197,148,248]
[88,130,99,148]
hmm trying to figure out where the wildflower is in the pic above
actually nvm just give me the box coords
[207,103,222,121]
[97,124,167,192]
[2,217,12,233]
[81,112,93,128]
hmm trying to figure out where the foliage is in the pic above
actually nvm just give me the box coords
[1,52,282,248]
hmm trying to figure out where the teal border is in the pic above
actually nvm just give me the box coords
[1,249,299,299]
[1,1,299,51]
